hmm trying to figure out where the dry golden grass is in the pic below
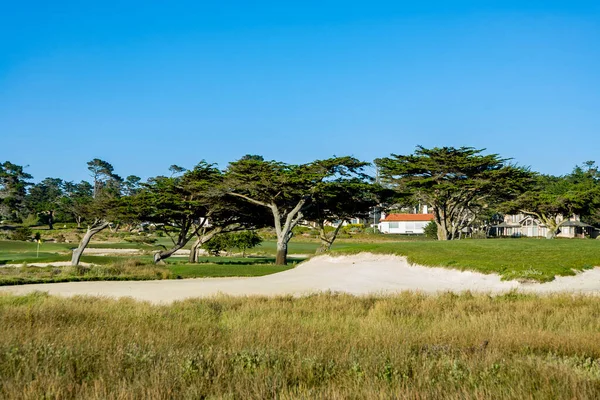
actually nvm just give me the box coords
[1,292,600,399]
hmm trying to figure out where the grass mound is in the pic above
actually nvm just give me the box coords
[330,238,600,282]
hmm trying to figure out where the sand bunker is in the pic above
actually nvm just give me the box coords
[1,261,95,268]
[1,253,599,304]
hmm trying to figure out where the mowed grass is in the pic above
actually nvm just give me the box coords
[0,258,296,285]
[167,263,294,278]
[2,238,600,282]
[330,238,600,282]
[1,292,600,398]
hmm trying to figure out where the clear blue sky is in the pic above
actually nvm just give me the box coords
[1,1,599,183]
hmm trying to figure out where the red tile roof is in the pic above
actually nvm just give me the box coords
[381,214,435,222]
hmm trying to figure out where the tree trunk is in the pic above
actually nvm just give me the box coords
[76,216,82,228]
[316,221,344,253]
[316,239,332,254]
[188,228,223,263]
[434,209,452,240]
[48,210,54,230]
[154,244,185,264]
[189,239,202,263]
[436,223,449,240]
[228,194,306,266]
[71,220,109,266]
[545,221,560,239]
[276,240,288,265]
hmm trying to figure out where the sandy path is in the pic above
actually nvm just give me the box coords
[1,253,599,303]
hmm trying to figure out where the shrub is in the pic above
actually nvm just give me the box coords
[471,230,487,239]
[342,224,365,234]
[202,235,229,256]
[293,226,312,235]
[123,236,157,244]
[229,230,263,257]
[11,227,32,241]
[21,214,39,227]
[424,221,438,240]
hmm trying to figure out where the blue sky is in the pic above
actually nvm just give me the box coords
[1,1,599,182]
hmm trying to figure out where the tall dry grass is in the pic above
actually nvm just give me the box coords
[1,292,600,399]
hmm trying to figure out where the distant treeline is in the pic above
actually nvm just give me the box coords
[1,147,599,265]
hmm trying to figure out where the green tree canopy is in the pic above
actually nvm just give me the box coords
[225,155,370,264]
[502,162,600,238]
[375,146,533,240]
[304,179,395,252]
[25,177,65,229]
[138,161,269,263]
[0,161,33,222]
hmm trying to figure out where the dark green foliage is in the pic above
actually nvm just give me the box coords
[140,161,268,263]
[87,158,122,198]
[10,227,32,242]
[60,181,94,226]
[228,230,262,256]
[122,235,157,244]
[424,221,438,239]
[202,234,229,256]
[376,146,533,240]
[0,161,33,222]
[502,162,600,237]
[225,156,375,262]
[122,175,142,196]
[201,231,262,256]
[25,177,65,229]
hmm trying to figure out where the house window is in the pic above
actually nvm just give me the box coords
[405,222,415,230]
[389,222,399,229]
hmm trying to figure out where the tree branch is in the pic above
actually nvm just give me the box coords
[229,192,270,208]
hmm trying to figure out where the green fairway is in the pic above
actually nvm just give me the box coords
[167,263,294,278]
[248,240,321,254]
[2,238,600,282]
[0,261,293,285]
[330,238,600,282]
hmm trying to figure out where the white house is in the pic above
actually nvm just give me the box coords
[379,213,435,234]
[489,213,598,238]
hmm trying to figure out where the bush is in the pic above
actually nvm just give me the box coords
[424,221,438,240]
[201,231,263,257]
[21,214,38,227]
[229,230,263,256]
[364,227,380,234]
[202,235,229,256]
[11,227,32,241]
[293,226,312,235]
[123,236,157,244]
[342,223,365,234]
[471,230,487,239]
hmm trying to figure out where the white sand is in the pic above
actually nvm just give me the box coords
[1,261,95,268]
[1,253,599,304]
[81,248,145,256]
